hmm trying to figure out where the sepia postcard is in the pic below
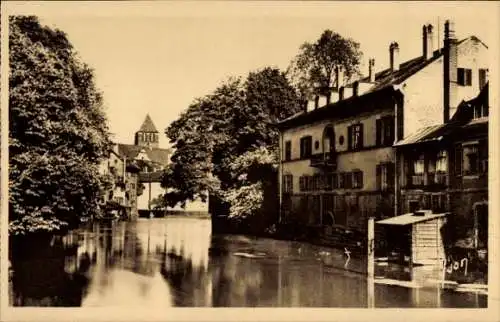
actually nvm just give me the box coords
[0,1,499,321]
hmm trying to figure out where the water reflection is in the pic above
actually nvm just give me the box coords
[9,217,487,308]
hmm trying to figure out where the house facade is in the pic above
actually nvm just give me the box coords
[395,84,489,249]
[118,115,209,214]
[98,144,141,220]
[277,20,488,246]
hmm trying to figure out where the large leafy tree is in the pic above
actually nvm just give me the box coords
[161,67,302,220]
[9,16,111,235]
[288,29,363,101]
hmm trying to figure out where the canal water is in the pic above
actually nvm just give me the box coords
[9,217,487,308]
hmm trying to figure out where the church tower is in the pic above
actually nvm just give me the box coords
[135,114,159,148]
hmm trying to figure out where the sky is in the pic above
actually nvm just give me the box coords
[4,1,498,148]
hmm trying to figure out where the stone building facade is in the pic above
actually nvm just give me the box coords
[277,20,488,247]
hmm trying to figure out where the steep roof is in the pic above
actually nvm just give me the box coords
[138,114,158,133]
[116,143,171,166]
[358,51,442,93]
[278,85,401,130]
[278,36,482,129]
[395,83,488,147]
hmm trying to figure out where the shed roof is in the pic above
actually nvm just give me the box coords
[393,124,446,147]
[377,212,448,226]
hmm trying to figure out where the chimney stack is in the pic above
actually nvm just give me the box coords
[368,58,375,82]
[443,20,458,123]
[335,65,344,90]
[390,42,400,71]
[423,24,434,59]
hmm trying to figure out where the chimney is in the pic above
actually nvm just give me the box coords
[368,58,375,82]
[443,20,458,123]
[335,65,345,90]
[423,24,434,59]
[353,82,359,96]
[390,42,400,71]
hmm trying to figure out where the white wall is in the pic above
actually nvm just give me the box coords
[137,182,208,212]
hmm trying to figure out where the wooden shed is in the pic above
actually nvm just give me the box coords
[377,210,448,265]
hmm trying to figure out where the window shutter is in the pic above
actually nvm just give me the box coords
[376,165,381,190]
[479,69,487,89]
[359,124,364,148]
[466,69,472,86]
[389,117,395,145]
[376,119,382,146]
[333,173,338,189]
[457,68,464,85]
[455,145,463,176]
[347,126,352,150]
[387,163,395,188]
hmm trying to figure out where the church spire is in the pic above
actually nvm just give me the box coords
[138,114,158,133]
[135,114,159,148]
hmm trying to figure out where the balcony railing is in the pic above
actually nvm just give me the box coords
[435,172,448,185]
[310,151,337,168]
[411,174,424,186]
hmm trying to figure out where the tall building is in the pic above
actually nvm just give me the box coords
[117,115,171,211]
[117,115,209,213]
[277,20,488,249]
[134,114,160,149]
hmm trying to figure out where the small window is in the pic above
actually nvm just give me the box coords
[413,156,425,174]
[283,175,293,193]
[376,116,395,147]
[436,150,447,173]
[348,123,364,150]
[314,140,320,150]
[463,144,479,175]
[463,142,487,176]
[300,136,313,159]
[376,162,395,191]
[284,141,292,161]
[352,170,363,189]
[457,68,472,86]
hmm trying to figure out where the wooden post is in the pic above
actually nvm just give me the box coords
[148,179,152,217]
[473,204,479,249]
[367,217,375,308]
[368,217,375,278]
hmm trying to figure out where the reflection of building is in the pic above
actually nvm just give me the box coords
[277,20,488,247]
[99,144,141,220]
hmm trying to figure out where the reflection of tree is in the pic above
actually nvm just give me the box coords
[159,245,209,306]
[10,236,91,306]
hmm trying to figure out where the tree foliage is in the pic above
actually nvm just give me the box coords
[287,29,363,99]
[9,16,111,235]
[161,67,301,218]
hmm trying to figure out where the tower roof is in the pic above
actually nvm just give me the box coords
[138,114,158,133]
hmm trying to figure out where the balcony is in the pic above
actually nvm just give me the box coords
[310,151,337,169]
[434,172,448,186]
[411,174,424,186]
